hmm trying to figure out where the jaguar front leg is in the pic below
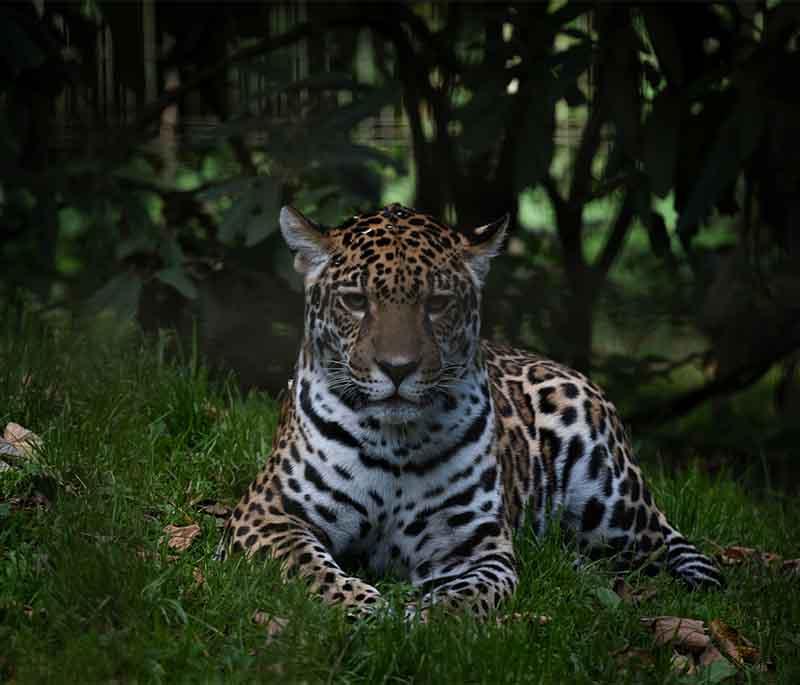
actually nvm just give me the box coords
[220,487,383,618]
[407,528,518,621]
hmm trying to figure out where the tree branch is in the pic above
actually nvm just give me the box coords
[592,187,636,283]
[629,318,800,428]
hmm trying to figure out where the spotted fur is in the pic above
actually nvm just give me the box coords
[217,203,723,620]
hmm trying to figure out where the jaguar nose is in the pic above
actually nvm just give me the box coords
[376,358,420,388]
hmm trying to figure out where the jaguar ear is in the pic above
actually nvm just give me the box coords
[280,206,330,274]
[462,213,509,285]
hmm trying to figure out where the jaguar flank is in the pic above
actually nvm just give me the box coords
[217,204,723,619]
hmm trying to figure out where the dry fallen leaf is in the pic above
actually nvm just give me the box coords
[782,559,800,575]
[641,616,710,652]
[3,422,42,459]
[612,578,658,605]
[161,523,201,552]
[198,501,232,518]
[136,546,178,562]
[252,611,289,645]
[643,614,768,679]
[496,611,552,626]
[716,544,784,569]
[202,401,229,421]
[717,545,758,565]
[671,651,696,675]
[7,492,50,512]
[611,645,656,669]
[709,619,760,667]
[698,645,726,667]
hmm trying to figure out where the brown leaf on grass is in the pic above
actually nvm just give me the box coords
[782,559,800,575]
[716,544,783,568]
[3,422,42,459]
[717,545,758,565]
[671,651,697,675]
[136,546,178,563]
[698,645,726,667]
[202,401,229,421]
[198,501,232,518]
[611,645,656,669]
[612,578,658,605]
[496,611,552,626]
[641,616,710,652]
[192,567,205,588]
[643,615,768,678]
[9,492,50,511]
[709,619,760,667]
[161,523,201,552]
[252,611,289,645]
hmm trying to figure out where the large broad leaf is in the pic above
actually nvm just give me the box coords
[0,7,45,77]
[86,271,142,319]
[218,176,280,246]
[642,91,681,198]
[641,7,684,87]
[245,178,280,247]
[677,94,765,236]
[315,84,401,134]
[515,96,555,191]
[155,266,198,300]
[281,71,371,93]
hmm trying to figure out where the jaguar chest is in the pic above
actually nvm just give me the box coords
[281,381,504,577]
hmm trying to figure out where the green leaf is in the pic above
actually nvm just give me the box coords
[58,207,88,239]
[643,91,681,198]
[678,96,765,235]
[155,267,198,300]
[86,271,143,319]
[646,211,674,262]
[515,99,555,190]
[115,235,156,261]
[593,587,622,610]
[642,8,684,87]
[244,179,280,247]
[0,9,45,76]
[282,71,369,93]
[681,658,738,684]
[317,85,400,134]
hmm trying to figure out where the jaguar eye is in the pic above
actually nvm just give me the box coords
[340,292,368,312]
[426,294,451,315]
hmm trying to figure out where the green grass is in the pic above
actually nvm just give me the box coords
[2,312,799,684]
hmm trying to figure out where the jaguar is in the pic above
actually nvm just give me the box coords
[217,203,723,620]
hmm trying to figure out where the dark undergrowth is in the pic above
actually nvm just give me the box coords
[1,312,798,684]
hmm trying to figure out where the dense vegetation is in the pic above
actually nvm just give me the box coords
[2,2,799,455]
[1,316,798,683]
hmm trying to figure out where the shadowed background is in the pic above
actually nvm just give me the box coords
[1,0,799,488]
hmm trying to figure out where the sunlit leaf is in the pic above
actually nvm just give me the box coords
[58,207,88,239]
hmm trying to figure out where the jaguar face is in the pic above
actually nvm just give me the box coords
[281,204,507,425]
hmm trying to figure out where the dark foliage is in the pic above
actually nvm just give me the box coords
[1,1,799,445]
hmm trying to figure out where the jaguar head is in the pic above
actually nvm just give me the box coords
[281,204,507,424]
